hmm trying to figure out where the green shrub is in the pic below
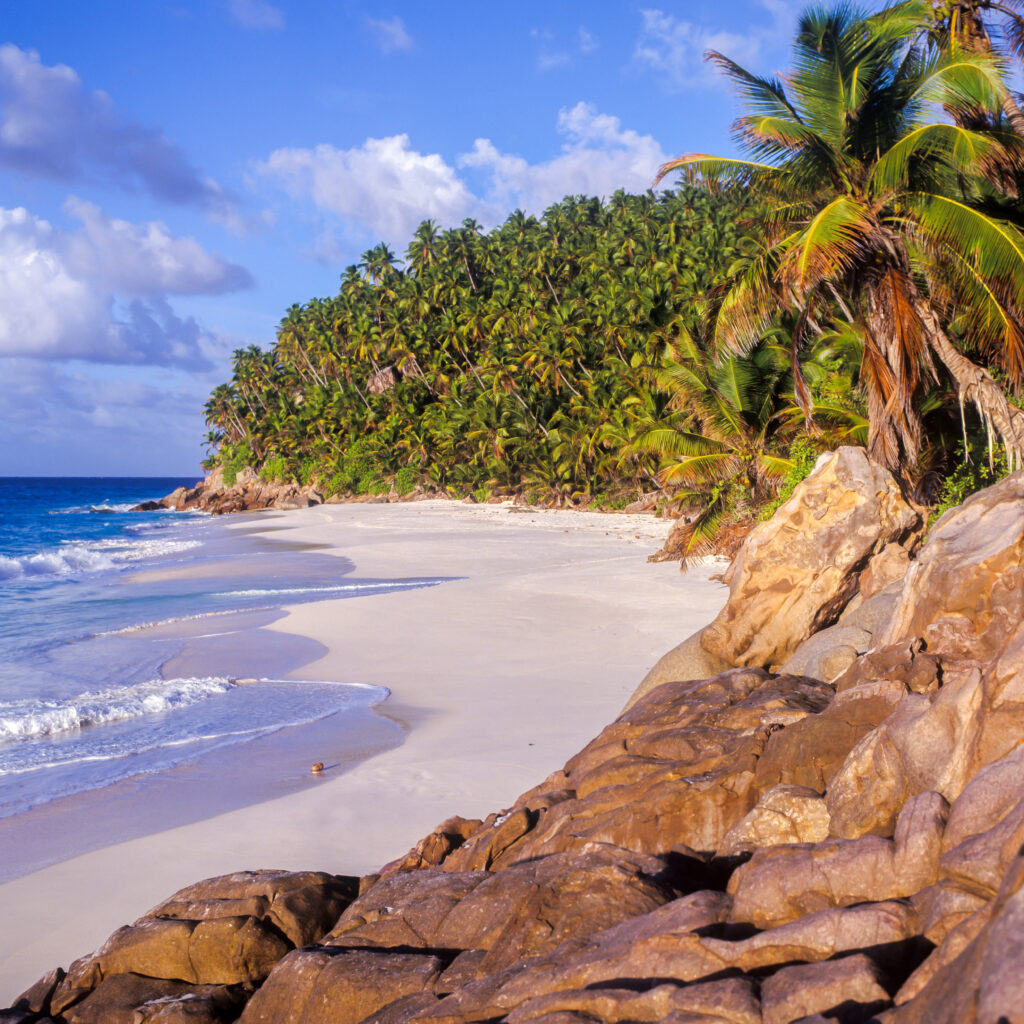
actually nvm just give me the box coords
[358,471,388,495]
[220,439,253,488]
[259,455,289,484]
[931,443,1008,524]
[758,438,823,521]
[394,466,418,496]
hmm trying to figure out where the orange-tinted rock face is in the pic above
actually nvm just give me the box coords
[700,446,921,670]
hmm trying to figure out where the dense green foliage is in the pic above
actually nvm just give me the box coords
[205,188,786,505]
[205,0,1024,559]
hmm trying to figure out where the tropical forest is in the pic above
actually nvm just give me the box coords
[204,0,1024,561]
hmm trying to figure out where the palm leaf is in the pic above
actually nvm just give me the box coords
[870,124,1015,196]
[911,193,1024,329]
[660,451,743,487]
[781,195,874,296]
[654,155,784,191]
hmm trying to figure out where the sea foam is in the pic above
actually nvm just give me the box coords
[0,537,200,581]
[0,677,234,744]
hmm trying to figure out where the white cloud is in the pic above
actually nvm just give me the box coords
[257,135,487,243]
[579,28,598,54]
[632,3,796,89]
[256,105,669,245]
[0,45,236,218]
[62,198,252,295]
[463,103,669,214]
[0,204,251,367]
[367,15,413,54]
[227,0,284,31]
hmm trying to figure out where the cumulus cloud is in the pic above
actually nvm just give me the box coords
[633,3,797,89]
[255,104,668,245]
[463,103,669,213]
[227,0,284,31]
[257,135,487,242]
[62,198,252,295]
[0,45,237,219]
[367,15,413,53]
[0,203,250,368]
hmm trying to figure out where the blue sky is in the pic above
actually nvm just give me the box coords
[0,0,810,476]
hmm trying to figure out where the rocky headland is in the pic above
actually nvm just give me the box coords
[12,447,1024,1023]
[135,467,328,515]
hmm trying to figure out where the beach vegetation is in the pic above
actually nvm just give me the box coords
[656,3,1024,484]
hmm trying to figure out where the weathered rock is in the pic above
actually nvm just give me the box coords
[0,1011,52,1023]
[893,902,995,1006]
[10,967,64,1017]
[884,854,1024,1022]
[860,542,913,600]
[327,845,675,975]
[940,794,1024,899]
[911,881,990,945]
[942,741,1024,852]
[50,871,352,1017]
[53,916,287,1005]
[760,954,890,1024]
[627,628,730,710]
[413,898,915,1024]
[754,677,908,794]
[621,492,660,514]
[779,583,904,683]
[878,471,1024,660]
[239,949,444,1024]
[377,817,484,877]
[147,870,357,948]
[19,470,1024,1024]
[717,784,830,856]
[60,975,242,1024]
[406,891,734,1023]
[442,670,832,869]
[824,656,1021,839]
[728,792,947,929]
[699,447,920,670]
[157,467,326,515]
[504,978,761,1024]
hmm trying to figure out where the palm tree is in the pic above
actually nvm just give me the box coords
[630,336,797,563]
[907,0,1024,134]
[657,4,1024,477]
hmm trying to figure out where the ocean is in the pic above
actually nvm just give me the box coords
[0,478,441,868]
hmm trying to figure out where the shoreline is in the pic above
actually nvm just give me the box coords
[0,500,727,1002]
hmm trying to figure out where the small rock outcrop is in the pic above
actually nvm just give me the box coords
[630,446,920,708]
[11,464,1024,1023]
[139,467,325,516]
[700,446,921,671]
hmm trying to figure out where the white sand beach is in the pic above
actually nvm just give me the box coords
[0,500,727,1002]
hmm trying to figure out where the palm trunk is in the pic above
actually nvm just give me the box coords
[863,302,924,477]
[916,300,1024,471]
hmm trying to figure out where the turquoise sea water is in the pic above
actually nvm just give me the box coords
[0,478,441,823]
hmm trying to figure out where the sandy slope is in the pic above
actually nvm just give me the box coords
[0,500,727,1003]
